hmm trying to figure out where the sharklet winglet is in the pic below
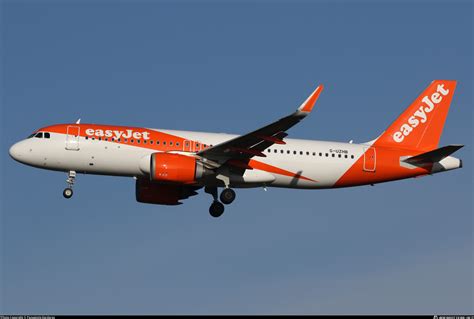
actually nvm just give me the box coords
[297,84,324,113]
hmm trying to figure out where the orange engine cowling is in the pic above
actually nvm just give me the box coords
[135,178,199,205]
[150,153,209,184]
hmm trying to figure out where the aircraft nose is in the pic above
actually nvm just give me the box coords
[9,142,23,161]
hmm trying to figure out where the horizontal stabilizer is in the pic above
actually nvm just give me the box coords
[403,144,464,165]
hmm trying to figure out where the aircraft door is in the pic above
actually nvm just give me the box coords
[183,140,203,152]
[363,147,376,172]
[66,126,80,150]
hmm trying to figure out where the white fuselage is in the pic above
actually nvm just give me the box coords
[10,128,366,189]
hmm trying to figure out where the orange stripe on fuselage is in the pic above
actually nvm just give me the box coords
[37,123,208,153]
[249,159,317,182]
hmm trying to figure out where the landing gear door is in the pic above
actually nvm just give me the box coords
[66,126,80,150]
[363,147,376,172]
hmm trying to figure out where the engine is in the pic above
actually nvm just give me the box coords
[135,178,199,205]
[150,153,210,184]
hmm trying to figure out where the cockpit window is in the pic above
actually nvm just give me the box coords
[28,132,50,139]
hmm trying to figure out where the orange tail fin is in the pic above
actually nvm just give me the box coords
[376,80,457,151]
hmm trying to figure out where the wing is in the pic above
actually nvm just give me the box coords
[196,84,323,168]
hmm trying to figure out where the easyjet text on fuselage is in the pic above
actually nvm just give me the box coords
[85,128,151,140]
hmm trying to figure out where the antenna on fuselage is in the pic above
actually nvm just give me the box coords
[76,118,81,124]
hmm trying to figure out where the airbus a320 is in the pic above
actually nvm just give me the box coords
[9,80,463,217]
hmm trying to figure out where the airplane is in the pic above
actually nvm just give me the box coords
[9,80,463,218]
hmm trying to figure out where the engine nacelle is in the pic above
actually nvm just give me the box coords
[150,153,209,184]
[135,178,198,205]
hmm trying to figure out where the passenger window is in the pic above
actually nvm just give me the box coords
[312,152,315,156]
[85,136,89,140]
[124,139,127,143]
[332,154,335,157]
[268,149,271,153]
[293,151,297,155]
[300,151,303,155]
[287,150,290,154]
[325,153,328,157]
[274,149,277,153]
[44,132,50,139]
[319,152,322,156]
[176,142,180,146]
[280,150,284,154]
[156,141,160,145]
[345,154,348,158]
[150,141,153,144]
[130,139,133,143]
[338,154,341,158]
[306,151,310,155]
[137,140,140,144]
[144,140,147,144]
[351,155,354,159]
[170,141,173,146]
[99,137,102,141]
[35,132,43,138]
[163,141,166,145]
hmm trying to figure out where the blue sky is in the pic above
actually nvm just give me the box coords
[1,0,472,314]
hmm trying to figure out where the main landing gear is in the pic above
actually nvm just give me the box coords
[209,201,225,218]
[63,170,76,199]
[220,188,236,205]
[205,186,237,218]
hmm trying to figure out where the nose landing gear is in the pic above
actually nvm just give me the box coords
[205,186,237,218]
[63,187,73,198]
[63,170,76,199]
